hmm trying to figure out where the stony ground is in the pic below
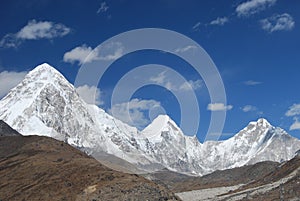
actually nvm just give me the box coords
[176,185,243,201]
[174,155,300,201]
[145,161,279,193]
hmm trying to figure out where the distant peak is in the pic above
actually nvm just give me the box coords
[248,118,271,128]
[256,118,271,127]
[151,114,181,128]
[144,114,170,130]
[142,114,181,136]
[153,114,170,122]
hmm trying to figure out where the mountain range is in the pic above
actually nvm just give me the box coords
[0,63,299,176]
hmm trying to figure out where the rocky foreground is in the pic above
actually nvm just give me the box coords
[145,152,300,200]
[0,123,180,201]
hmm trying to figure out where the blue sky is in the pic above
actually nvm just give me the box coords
[0,0,300,142]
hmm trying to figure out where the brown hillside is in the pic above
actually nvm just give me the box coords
[0,135,180,201]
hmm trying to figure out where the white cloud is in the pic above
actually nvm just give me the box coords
[175,45,197,53]
[285,104,300,130]
[290,117,300,131]
[63,42,124,64]
[0,70,27,98]
[285,104,300,117]
[76,85,103,105]
[149,71,167,85]
[0,34,20,48]
[0,20,70,48]
[63,45,96,64]
[150,71,202,92]
[97,2,109,13]
[260,13,295,33]
[179,79,203,91]
[242,105,257,112]
[236,0,276,17]
[192,22,201,31]
[244,80,262,86]
[164,81,174,91]
[16,20,70,40]
[109,99,161,129]
[96,43,124,61]
[149,71,176,91]
[210,17,229,26]
[207,103,233,111]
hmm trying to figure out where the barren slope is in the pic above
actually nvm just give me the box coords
[0,135,180,201]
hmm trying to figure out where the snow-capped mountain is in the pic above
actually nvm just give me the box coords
[141,115,206,173]
[1,63,300,175]
[0,63,155,165]
[141,115,300,175]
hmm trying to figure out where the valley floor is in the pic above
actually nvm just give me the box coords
[176,184,242,201]
[176,164,300,201]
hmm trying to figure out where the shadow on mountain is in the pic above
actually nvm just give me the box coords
[0,120,21,136]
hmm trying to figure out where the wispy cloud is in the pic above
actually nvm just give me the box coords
[109,99,161,129]
[150,71,176,91]
[150,71,202,92]
[207,103,233,111]
[236,0,277,17]
[149,71,166,85]
[285,104,300,131]
[285,104,300,117]
[63,45,96,64]
[260,13,295,33]
[210,17,229,26]
[0,70,27,98]
[290,117,300,131]
[192,22,201,31]
[179,80,203,91]
[76,85,103,105]
[0,20,70,48]
[174,45,197,53]
[97,2,109,14]
[63,42,124,64]
[243,80,262,86]
[242,105,257,112]
[192,16,229,31]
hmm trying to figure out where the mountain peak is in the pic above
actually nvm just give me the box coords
[257,118,270,126]
[142,115,170,135]
[26,63,65,82]
[153,114,171,123]
[143,114,179,132]
[32,62,56,71]
[248,118,271,129]
[141,114,183,141]
[0,63,78,135]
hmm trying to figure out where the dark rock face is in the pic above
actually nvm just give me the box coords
[0,120,21,136]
